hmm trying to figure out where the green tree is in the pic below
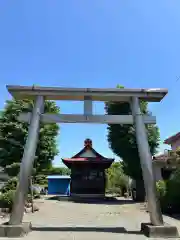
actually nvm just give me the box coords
[33,167,70,186]
[0,99,60,174]
[105,85,160,184]
[45,166,71,176]
[166,147,180,166]
[106,162,128,196]
[5,163,21,177]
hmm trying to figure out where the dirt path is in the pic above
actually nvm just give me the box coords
[1,197,180,239]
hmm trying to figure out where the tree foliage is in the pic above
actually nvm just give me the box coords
[0,190,16,210]
[166,147,180,166]
[165,168,180,211]
[34,167,71,186]
[5,163,20,177]
[1,177,18,193]
[0,99,60,174]
[45,166,71,176]
[34,174,48,186]
[105,85,160,180]
[156,168,180,213]
[106,162,128,195]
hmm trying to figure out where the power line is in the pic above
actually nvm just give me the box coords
[175,76,180,83]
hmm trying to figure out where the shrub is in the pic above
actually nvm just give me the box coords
[165,168,180,213]
[106,187,122,196]
[1,177,18,193]
[5,163,20,177]
[156,180,167,198]
[0,190,15,210]
[34,175,48,186]
[156,180,168,211]
[106,162,128,196]
[156,169,180,214]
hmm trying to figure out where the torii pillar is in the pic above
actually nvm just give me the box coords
[131,96,163,225]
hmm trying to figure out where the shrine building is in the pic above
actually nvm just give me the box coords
[62,139,114,198]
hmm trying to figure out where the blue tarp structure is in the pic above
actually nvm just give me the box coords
[47,175,71,195]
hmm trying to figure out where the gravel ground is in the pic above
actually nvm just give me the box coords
[0,197,180,240]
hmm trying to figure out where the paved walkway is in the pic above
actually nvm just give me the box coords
[1,197,180,239]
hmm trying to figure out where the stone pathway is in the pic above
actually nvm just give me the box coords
[1,197,180,239]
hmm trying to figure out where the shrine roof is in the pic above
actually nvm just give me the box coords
[62,157,114,162]
[70,138,111,159]
[72,146,106,159]
[62,139,114,167]
[62,157,114,169]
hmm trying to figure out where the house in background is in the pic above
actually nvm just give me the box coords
[153,132,180,181]
[164,132,180,151]
[131,132,180,201]
[152,155,171,182]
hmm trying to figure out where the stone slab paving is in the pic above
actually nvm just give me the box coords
[1,197,180,239]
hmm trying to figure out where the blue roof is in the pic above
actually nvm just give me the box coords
[47,175,71,179]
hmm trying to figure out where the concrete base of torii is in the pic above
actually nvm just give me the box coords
[0,222,31,237]
[141,222,179,238]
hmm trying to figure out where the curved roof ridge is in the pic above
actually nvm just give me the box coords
[72,146,107,159]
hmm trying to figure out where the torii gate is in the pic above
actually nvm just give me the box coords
[4,85,178,238]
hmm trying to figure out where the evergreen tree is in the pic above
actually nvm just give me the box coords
[105,85,160,181]
[0,99,60,175]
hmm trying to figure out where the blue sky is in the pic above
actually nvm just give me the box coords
[0,1,180,166]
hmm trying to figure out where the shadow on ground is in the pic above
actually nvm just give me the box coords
[46,196,135,205]
[165,213,180,221]
[31,226,142,235]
